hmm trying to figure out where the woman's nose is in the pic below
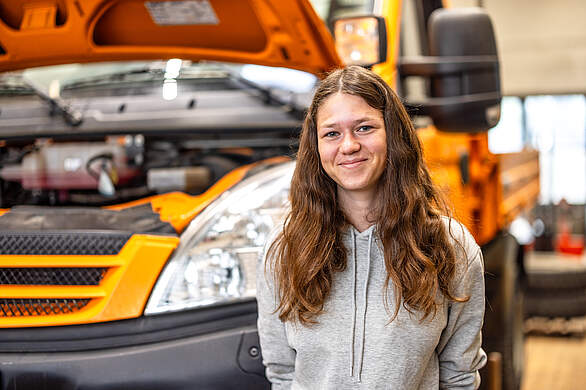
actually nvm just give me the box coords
[340,132,360,154]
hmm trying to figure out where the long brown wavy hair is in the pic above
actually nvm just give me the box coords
[268,65,466,325]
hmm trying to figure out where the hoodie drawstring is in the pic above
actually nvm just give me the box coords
[349,227,374,383]
[350,228,357,377]
[357,229,373,382]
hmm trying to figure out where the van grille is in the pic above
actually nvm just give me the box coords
[0,232,131,255]
[0,267,107,285]
[0,299,90,317]
[0,232,180,326]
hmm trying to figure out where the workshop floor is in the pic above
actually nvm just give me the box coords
[522,332,586,390]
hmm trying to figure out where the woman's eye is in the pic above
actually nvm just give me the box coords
[358,125,372,132]
[324,131,338,138]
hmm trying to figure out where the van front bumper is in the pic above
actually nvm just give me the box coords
[0,301,269,390]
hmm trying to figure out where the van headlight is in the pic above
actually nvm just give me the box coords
[144,161,293,314]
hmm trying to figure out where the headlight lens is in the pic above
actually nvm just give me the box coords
[144,161,293,314]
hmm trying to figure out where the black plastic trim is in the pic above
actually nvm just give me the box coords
[0,267,106,285]
[0,231,132,255]
[398,55,498,76]
[0,299,258,353]
[0,204,177,235]
[0,322,269,390]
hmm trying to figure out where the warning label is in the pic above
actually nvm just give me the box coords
[145,1,219,26]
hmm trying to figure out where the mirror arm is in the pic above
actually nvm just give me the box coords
[407,92,500,108]
[405,92,501,134]
[398,55,498,77]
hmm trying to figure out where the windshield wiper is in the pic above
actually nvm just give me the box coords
[22,78,83,126]
[0,75,35,96]
[62,68,164,90]
[0,85,34,96]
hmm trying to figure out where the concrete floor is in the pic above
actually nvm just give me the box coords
[522,333,586,390]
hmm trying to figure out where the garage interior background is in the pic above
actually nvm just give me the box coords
[452,0,586,205]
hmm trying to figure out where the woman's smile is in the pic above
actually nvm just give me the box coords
[339,158,367,168]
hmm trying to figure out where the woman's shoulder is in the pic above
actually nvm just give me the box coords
[440,216,478,248]
[440,216,483,275]
[257,223,285,296]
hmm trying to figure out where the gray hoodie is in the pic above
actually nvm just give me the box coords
[256,219,487,389]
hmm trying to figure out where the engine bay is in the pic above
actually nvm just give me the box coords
[0,135,291,208]
[0,62,311,208]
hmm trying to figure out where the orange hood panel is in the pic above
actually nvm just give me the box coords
[0,0,342,74]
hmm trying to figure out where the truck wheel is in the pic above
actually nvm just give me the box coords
[525,257,586,318]
[526,270,586,290]
[503,281,524,390]
[525,287,586,318]
[481,232,524,390]
[483,277,524,390]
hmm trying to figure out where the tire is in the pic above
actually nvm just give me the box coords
[524,254,586,318]
[481,232,524,390]
[526,270,586,290]
[482,283,524,390]
[505,282,524,390]
[525,287,586,317]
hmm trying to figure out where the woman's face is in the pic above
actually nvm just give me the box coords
[316,92,387,201]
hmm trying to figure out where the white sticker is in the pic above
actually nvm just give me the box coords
[145,1,219,26]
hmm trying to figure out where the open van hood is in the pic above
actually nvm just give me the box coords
[0,0,341,74]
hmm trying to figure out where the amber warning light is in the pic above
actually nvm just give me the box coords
[334,16,387,67]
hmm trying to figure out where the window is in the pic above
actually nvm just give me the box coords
[488,96,524,154]
[490,94,586,205]
[527,95,586,204]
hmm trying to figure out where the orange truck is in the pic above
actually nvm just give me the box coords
[0,1,537,389]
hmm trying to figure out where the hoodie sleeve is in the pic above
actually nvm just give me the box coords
[256,238,296,389]
[436,239,487,389]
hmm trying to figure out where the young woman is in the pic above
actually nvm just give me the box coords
[257,66,486,389]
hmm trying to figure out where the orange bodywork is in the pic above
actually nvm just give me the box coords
[107,156,290,233]
[417,127,499,245]
[0,0,342,74]
[497,150,540,227]
[372,0,402,88]
[105,163,254,233]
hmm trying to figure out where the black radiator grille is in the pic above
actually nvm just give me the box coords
[0,232,131,255]
[0,267,107,285]
[0,299,91,317]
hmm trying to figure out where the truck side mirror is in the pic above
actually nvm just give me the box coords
[399,8,501,133]
[334,16,387,67]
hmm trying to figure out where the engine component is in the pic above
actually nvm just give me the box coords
[0,140,141,190]
[147,166,211,193]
